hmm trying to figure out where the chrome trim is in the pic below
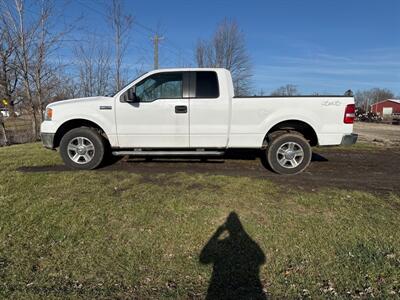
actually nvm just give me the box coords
[67,137,95,164]
[276,142,304,169]
[112,150,225,156]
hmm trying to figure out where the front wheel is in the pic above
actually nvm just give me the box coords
[59,127,106,170]
[266,133,312,175]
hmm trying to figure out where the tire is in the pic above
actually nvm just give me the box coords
[59,127,106,170]
[266,133,311,175]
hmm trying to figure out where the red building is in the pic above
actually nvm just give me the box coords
[371,99,400,115]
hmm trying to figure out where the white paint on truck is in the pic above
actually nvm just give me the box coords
[40,68,357,174]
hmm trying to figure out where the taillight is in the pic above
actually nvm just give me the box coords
[344,104,355,124]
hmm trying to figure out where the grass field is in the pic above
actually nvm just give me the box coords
[0,143,399,299]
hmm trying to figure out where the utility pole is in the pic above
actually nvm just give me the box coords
[152,34,164,69]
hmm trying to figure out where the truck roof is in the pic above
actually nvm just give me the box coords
[114,68,230,97]
[147,67,228,73]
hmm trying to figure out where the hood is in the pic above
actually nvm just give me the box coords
[47,96,113,108]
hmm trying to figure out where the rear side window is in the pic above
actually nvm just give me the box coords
[195,72,219,98]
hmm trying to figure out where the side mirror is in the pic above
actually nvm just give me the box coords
[124,87,137,103]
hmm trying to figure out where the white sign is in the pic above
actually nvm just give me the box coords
[383,107,393,115]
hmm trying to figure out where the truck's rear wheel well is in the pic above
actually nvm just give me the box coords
[54,119,109,148]
[265,120,318,147]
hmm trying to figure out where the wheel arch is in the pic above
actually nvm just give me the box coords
[264,119,318,147]
[54,118,110,148]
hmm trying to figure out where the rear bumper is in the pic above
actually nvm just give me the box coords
[341,133,358,146]
[41,133,55,149]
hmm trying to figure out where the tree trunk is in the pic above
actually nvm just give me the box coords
[0,114,8,146]
[31,106,38,141]
[23,78,38,140]
[7,102,16,118]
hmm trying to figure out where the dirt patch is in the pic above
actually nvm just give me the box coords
[18,148,400,195]
[354,122,400,146]
[111,150,400,194]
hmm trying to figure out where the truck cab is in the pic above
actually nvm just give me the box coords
[116,69,232,149]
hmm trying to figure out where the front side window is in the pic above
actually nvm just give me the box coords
[135,72,183,102]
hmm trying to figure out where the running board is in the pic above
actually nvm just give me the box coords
[112,150,225,157]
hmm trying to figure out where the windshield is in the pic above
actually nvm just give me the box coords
[112,71,149,97]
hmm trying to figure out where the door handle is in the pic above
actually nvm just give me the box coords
[175,105,187,114]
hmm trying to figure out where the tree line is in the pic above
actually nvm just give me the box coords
[0,0,134,140]
[0,0,398,145]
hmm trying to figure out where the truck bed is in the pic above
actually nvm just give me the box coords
[228,96,354,148]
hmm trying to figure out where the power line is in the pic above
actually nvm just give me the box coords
[77,0,192,67]
[10,0,193,68]
[163,37,193,59]
[85,0,157,34]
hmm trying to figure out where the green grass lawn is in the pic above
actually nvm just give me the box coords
[0,143,399,299]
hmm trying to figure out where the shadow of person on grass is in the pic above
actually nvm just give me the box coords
[200,212,267,300]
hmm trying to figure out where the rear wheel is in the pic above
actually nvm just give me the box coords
[266,133,311,175]
[60,127,106,170]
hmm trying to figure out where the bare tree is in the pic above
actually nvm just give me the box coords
[0,26,16,145]
[53,72,80,101]
[355,88,394,111]
[30,0,68,124]
[270,84,299,96]
[195,19,252,96]
[258,88,266,96]
[74,39,112,97]
[0,24,18,118]
[107,0,133,92]
[1,0,67,138]
[5,0,38,138]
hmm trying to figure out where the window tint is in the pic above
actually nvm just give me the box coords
[135,72,182,102]
[195,71,219,98]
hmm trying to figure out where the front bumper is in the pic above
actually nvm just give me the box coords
[41,133,55,149]
[341,133,358,146]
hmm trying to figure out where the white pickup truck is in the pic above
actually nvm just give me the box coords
[40,68,357,174]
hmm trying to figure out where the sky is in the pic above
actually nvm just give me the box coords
[28,0,400,95]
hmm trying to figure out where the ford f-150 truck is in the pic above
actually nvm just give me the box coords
[40,68,357,174]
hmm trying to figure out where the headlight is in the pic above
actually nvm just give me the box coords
[44,108,53,121]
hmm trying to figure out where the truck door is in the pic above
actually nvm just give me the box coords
[115,71,190,148]
[189,71,230,148]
